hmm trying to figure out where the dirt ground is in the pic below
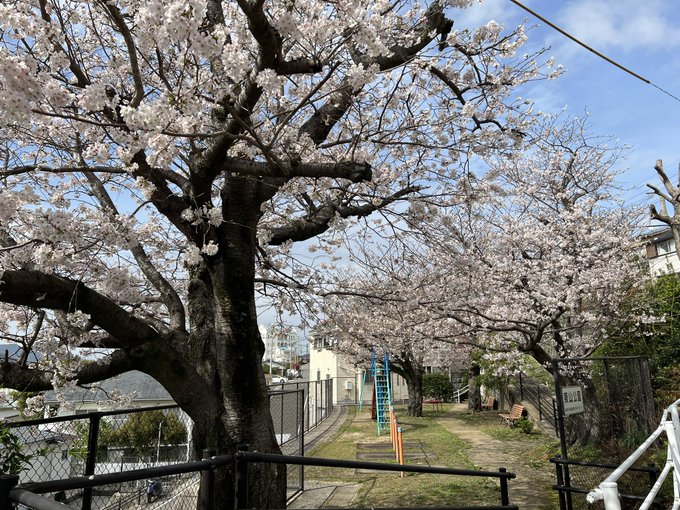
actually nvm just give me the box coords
[436,405,559,509]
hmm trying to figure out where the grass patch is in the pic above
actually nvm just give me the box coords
[306,405,502,508]
[450,407,551,442]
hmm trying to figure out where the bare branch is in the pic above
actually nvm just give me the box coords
[100,1,145,107]
[84,172,187,331]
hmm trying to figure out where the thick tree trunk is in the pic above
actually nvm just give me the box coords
[148,177,285,509]
[467,364,482,413]
[395,359,424,417]
[405,376,423,417]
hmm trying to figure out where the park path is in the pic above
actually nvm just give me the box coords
[435,408,557,509]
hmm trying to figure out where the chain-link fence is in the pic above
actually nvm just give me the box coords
[272,378,333,433]
[268,387,304,498]
[554,357,655,449]
[552,356,661,509]
[8,379,336,509]
[8,405,193,510]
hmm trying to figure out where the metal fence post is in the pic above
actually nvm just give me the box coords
[555,457,566,510]
[234,444,249,510]
[0,474,19,510]
[498,467,509,506]
[519,372,524,401]
[299,389,305,492]
[314,381,319,425]
[537,383,542,420]
[200,449,216,510]
[82,412,102,510]
[278,391,284,446]
[306,381,311,432]
[329,379,333,414]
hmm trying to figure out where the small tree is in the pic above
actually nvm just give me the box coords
[110,410,187,458]
[422,373,453,402]
[0,424,34,475]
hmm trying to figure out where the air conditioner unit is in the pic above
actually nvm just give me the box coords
[345,380,353,390]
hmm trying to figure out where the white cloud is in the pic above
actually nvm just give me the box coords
[556,0,680,51]
[452,0,521,30]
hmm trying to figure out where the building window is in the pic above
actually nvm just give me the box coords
[656,239,675,256]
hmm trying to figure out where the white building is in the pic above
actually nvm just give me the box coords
[641,229,680,275]
[308,334,409,405]
[260,325,302,368]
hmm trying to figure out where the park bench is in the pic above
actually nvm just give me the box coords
[481,395,495,410]
[499,404,525,426]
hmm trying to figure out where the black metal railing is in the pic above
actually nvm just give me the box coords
[2,448,519,510]
[549,456,661,510]
[7,378,336,509]
[517,372,557,434]
[7,404,191,510]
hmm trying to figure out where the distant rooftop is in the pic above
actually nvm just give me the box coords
[43,370,172,404]
[0,343,40,364]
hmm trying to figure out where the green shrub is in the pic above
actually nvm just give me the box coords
[423,373,453,402]
[514,417,534,434]
[0,424,34,474]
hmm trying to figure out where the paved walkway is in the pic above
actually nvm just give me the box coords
[288,405,356,509]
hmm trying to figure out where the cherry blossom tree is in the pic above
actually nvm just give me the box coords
[317,240,469,417]
[0,1,553,507]
[429,115,644,368]
[320,116,645,420]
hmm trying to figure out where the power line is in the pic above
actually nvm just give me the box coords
[509,0,680,104]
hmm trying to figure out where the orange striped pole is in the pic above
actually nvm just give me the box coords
[390,406,397,450]
[397,426,404,477]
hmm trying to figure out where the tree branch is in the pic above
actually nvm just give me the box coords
[84,172,187,331]
[268,186,421,245]
[0,270,161,349]
[220,157,371,182]
[0,348,136,392]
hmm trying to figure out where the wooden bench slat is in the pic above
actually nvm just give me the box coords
[481,395,494,410]
[498,404,525,426]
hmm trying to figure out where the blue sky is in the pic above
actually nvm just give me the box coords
[457,0,680,214]
[259,0,680,330]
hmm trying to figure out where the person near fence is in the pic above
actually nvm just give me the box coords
[146,480,162,503]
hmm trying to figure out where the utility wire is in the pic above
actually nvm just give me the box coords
[509,0,680,104]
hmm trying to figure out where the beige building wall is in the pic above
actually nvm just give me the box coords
[309,344,409,404]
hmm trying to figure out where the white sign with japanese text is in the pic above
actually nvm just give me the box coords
[562,385,584,416]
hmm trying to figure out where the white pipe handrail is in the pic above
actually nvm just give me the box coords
[453,385,469,404]
[587,397,680,509]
